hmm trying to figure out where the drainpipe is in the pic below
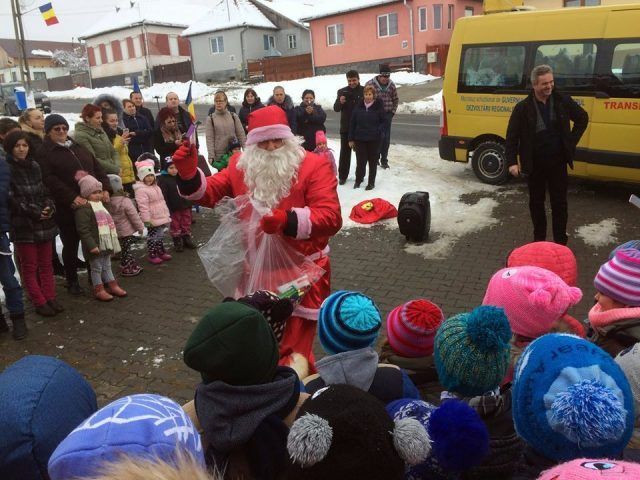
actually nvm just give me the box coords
[404,0,415,72]
[240,25,248,80]
[306,24,315,76]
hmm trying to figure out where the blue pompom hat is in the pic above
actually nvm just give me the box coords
[512,334,634,462]
[48,394,204,480]
[318,290,381,354]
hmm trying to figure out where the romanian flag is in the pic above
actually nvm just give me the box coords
[39,3,59,26]
[185,81,196,121]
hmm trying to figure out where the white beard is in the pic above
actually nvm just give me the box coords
[237,138,305,209]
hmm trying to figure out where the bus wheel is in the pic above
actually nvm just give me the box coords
[471,141,509,185]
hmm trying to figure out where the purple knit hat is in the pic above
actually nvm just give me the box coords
[386,299,443,357]
[594,248,640,307]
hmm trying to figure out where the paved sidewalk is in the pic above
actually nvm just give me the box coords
[1,174,638,406]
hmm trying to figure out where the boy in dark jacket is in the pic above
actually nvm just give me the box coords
[334,70,364,184]
[158,157,194,252]
[434,306,522,479]
[303,290,420,403]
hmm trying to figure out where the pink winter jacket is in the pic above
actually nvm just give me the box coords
[134,181,171,227]
[106,192,144,238]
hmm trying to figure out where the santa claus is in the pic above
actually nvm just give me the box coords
[173,105,342,369]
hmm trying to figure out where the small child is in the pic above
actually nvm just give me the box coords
[588,247,640,357]
[74,173,127,301]
[105,174,144,276]
[379,298,444,386]
[615,343,640,449]
[313,130,336,175]
[158,157,195,252]
[211,138,241,173]
[434,305,522,479]
[134,160,171,265]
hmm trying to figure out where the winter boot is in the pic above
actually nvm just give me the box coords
[0,312,8,333]
[182,235,197,249]
[148,255,163,265]
[47,299,64,313]
[35,303,57,317]
[122,263,143,276]
[67,281,85,296]
[173,236,184,252]
[105,281,127,297]
[11,313,27,340]
[93,284,114,302]
[159,243,172,261]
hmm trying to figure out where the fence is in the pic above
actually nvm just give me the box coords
[28,72,91,92]
[152,61,192,83]
[247,53,313,82]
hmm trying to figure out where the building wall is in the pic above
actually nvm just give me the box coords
[0,65,70,83]
[309,0,479,69]
[86,25,191,80]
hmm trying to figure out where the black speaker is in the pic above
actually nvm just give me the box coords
[397,191,431,242]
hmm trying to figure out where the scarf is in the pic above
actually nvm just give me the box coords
[533,94,555,133]
[20,123,44,139]
[161,126,180,144]
[89,201,121,254]
[364,100,374,109]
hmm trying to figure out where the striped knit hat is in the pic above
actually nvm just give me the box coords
[594,248,640,306]
[386,299,444,358]
[434,306,512,397]
[609,240,640,259]
[318,291,381,355]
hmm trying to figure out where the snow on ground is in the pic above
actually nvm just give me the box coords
[397,90,442,115]
[575,219,618,249]
[44,73,440,114]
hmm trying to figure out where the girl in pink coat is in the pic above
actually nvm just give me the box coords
[134,160,171,264]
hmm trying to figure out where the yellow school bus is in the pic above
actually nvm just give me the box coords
[438,4,640,184]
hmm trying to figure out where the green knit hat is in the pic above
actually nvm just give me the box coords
[183,302,279,385]
[434,306,512,397]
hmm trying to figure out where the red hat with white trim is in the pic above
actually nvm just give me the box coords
[246,105,294,146]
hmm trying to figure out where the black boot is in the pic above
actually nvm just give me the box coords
[182,235,197,249]
[67,281,85,296]
[11,313,27,340]
[173,236,184,252]
[0,312,8,333]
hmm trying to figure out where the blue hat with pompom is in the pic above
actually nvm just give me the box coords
[318,290,381,354]
[386,398,489,479]
[434,306,512,397]
[512,333,634,462]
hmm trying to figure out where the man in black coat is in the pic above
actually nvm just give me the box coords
[334,70,364,185]
[506,64,588,245]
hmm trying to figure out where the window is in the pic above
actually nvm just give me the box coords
[11,71,18,82]
[33,72,46,80]
[120,39,129,60]
[327,24,344,46]
[465,6,474,16]
[210,36,224,54]
[169,35,179,56]
[460,45,526,90]
[564,0,600,5]
[447,5,454,29]
[535,43,597,88]
[377,13,398,37]
[418,7,427,31]
[605,42,640,98]
[95,46,102,65]
[263,34,275,51]
[105,44,114,63]
[288,34,297,50]
[133,36,142,58]
[433,4,442,29]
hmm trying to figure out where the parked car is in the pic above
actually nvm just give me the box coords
[0,82,51,115]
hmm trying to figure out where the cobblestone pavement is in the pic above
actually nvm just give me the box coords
[1,173,639,406]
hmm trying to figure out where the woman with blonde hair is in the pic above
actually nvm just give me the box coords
[18,108,45,151]
[205,91,245,167]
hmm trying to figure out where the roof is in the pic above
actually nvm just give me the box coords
[252,0,320,27]
[182,0,277,36]
[80,0,209,39]
[0,38,74,59]
[300,0,400,21]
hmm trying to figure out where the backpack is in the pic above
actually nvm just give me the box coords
[397,192,431,242]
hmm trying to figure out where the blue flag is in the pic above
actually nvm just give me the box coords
[132,76,141,94]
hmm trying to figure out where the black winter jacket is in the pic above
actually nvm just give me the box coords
[238,101,265,132]
[136,106,155,133]
[158,173,191,213]
[0,152,10,232]
[36,138,111,225]
[349,98,386,142]
[123,112,153,160]
[505,90,588,175]
[267,95,297,133]
[7,155,57,243]
[334,84,364,134]
[294,103,326,151]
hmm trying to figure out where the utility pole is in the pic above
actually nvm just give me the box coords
[10,0,32,90]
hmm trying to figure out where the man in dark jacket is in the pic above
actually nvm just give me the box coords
[506,64,588,245]
[267,86,297,134]
[334,70,364,184]
[130,91,155,129]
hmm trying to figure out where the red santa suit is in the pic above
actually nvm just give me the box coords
[175,106,342,368]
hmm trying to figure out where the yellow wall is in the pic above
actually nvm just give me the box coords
[525,0,640,9]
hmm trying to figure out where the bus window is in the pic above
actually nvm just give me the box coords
[535,43,597,89]
[459,45,525,90]
[609,43,640,98]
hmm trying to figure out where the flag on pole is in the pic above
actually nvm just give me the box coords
[39,3,59,26]
[185,81,196,121]
[132,76,141,94]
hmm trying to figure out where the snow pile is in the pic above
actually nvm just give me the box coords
[397,90,442,115]
[183,0,276,36]
[575,219,618,249]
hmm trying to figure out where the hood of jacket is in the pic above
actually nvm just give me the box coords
[93,93,124,118]
[316,347,379,391]
[194,366,299,453]
[267,94,294,110]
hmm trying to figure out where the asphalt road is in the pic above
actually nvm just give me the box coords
[50,99,441,148]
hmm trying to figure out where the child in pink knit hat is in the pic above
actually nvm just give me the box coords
[587,248,640,357]
[313,130,336,175]
[379,299,444,385]
[538,458,640,479]
[482,265,582,383]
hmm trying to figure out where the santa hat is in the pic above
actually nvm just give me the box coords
[75,171,103,199]
[245,105,294,146]
[136,160,156,181]
[315,130,327,145]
